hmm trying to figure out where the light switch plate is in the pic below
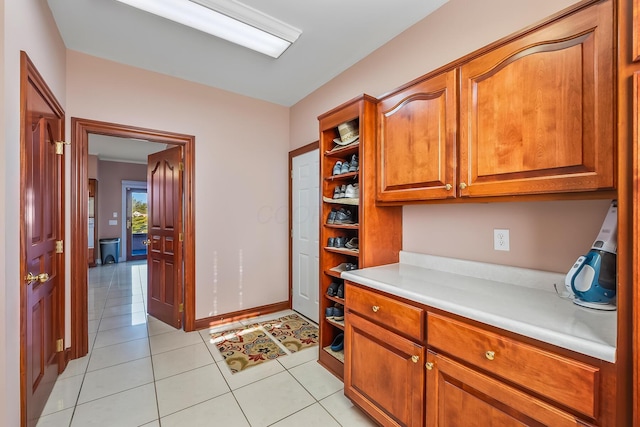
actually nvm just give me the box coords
[109,219,118,226]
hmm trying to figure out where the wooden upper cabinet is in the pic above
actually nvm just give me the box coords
[377,70,457,202]
[459,0,614,197]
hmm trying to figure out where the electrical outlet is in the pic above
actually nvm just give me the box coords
[494,229,510,251]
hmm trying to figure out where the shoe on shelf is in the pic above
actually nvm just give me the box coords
[340,161,350,174]
[334,208,354,225]
[327,282,340,297]
[348,154,358,172]
[345,183,359,199]
[345,263,358,271]
[332,304,344,321]
[327,209,337,224]
[339,184,347,198]
[332,161,343,176]
[337,283,344,299]
[345,237,359,250]
[330,333,344,351]
[333,186,341,199]
[325,307,335,319]
[327,237,335,247]
[334,236,346,248]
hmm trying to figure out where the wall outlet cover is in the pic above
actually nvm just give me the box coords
[494,229,510,251]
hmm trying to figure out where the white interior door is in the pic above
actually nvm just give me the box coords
[292,149,319,323]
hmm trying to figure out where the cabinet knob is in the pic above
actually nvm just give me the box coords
[411,355,419,363]
[372,305,380,313]
[425,362,434,370]
[445,184,452,191]
[485,350,495,361]
[459,182,467,190]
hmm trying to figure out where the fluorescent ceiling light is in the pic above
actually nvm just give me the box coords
[115,0,301,58]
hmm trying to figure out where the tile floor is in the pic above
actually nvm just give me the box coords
[36,261,376,427]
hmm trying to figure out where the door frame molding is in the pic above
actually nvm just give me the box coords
[288,141,319,309]
[70,118,196,359]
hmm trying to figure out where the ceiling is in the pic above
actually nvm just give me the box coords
[88,134,168,164]
[47,0,448,107]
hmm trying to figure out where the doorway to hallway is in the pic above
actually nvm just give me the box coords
[70,118,197,361]
[125,185,148,261]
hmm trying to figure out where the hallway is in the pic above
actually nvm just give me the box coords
[35,261,375,426]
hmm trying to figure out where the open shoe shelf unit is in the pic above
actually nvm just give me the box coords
[317,94,402,380]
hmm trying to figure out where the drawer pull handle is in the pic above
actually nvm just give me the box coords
[425,362,434,371]
[485,350,495,361]
[372,305,380,313]
[411,355,419,363]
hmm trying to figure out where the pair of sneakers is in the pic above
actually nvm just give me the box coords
[327,208,355,225]
[325,304,344,321]
[327,282,344,298]
[333,184,359,199]
[331,155,359,176]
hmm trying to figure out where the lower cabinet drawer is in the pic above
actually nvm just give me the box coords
[427,313,599,419]
[346,282,424,341]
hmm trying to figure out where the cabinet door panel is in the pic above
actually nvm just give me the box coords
[426,352,585,427]
[345,312,425,427]
[378,70,457,202]
[459,1,613,197]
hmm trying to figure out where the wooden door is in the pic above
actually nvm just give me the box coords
[377,70,457,202]
[20,52,65,426]
[291,148,320,323]
[147,146,183,328]
[459,0,614,197]
[345,312,425,427]
[425,351,585,427]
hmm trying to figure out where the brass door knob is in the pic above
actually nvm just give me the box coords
[485,350,495,361]
[142,239,151,246]
[372,305,380,313]
[26,272,49,283]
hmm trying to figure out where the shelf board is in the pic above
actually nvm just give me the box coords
[323,346,345,363]
[326,294,345,305]
[324,247,359,256]
[324,144,359,158]
[323,196,359,206]
[325,318,345,330]
[324,223,359,230]
[325,172,358,181]
[325,269,343,279]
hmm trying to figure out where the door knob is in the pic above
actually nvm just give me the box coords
[142,239,151,246]
[26,272,49,283]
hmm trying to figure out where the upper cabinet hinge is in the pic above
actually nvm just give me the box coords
[55,240,64,254]
[179,162,184,171]
[56,339,64,352]
[179,232,184,242]
[179,303,184,313]
[55,141,70,155]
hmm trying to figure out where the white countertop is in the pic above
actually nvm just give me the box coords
[341,252,617,362]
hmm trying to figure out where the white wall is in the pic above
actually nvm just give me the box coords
[289,0,610,274]
[66,51,291,319]
[1,0,67,424]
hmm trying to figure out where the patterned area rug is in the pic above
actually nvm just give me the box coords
[211,313,319,374]
[260,313,319,353]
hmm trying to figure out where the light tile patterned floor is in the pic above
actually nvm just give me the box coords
[36,261,376,427]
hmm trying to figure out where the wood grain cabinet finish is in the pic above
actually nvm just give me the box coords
[459,0,614,197]
[425,351,591,427]
[377,70,457,202]
[427,313,599,420]
[345,305,425,427]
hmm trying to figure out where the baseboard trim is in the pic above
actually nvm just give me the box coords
[194,301,291,331]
